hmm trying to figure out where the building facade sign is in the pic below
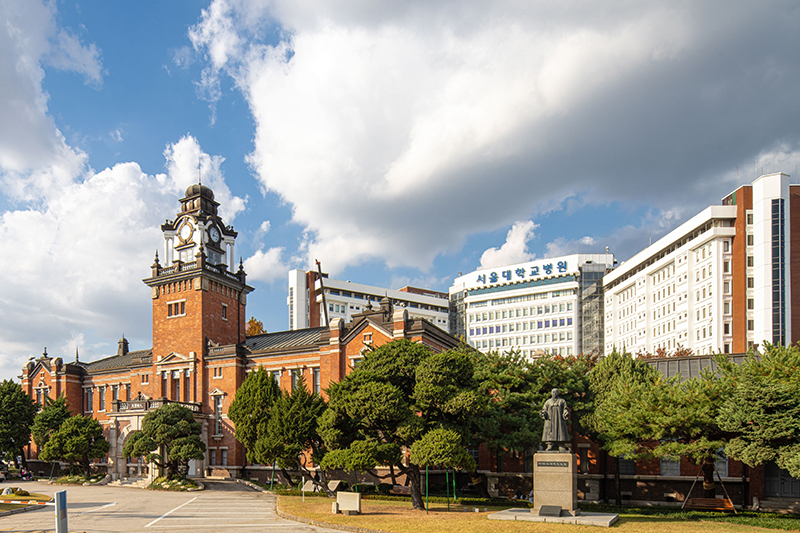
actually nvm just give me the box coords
[466,258,576,291]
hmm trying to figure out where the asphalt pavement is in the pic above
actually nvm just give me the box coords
[0,478,341,533]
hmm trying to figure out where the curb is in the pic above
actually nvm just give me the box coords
[0,503,49,518]
[234,478,270,492]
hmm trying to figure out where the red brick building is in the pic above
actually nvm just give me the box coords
[20,184,460,480]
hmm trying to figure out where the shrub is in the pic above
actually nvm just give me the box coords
[377,483,393,494]
[147,475,198,491]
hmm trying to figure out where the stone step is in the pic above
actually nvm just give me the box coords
[758,498,800,513]
[109,477,149,488]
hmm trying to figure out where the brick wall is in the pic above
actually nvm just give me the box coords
[731,185,752,352]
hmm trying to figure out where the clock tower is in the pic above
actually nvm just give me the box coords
[143,184,253,402]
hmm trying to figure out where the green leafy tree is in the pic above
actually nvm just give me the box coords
[32,395,72,450]
[596,353,737,498]
[469,349,537,496]
[39,415,109,476]
[409,428,475,469]
[472,351,596,468]
[0,380,37,469]
[718,344,800,477]
[588,350,660,504]
[228,367,281,463]
[528,353,597,440]
[253,377,332,494]
[319,340,481,510]
[123,403,205,478]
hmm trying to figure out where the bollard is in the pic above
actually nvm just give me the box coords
[55,490,68,533]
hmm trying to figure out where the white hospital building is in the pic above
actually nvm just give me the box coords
[604,173,799,356]
[287,269,450,330]
[449,254,616,357]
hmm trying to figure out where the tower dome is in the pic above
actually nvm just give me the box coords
[184,183,215,200]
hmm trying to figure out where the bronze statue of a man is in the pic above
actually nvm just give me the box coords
[540,388,570,451]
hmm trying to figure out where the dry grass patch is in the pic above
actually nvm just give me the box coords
[278,496,794,533]
[0,491,51,512]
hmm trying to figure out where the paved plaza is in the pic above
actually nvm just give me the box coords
[0,479,340,533]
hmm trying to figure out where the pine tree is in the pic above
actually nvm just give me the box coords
[32,395,72,449]
[589,350,662,503]
[39,416,109,476]
[228,367,280,462]
[254,376,331,494]
[718,344,800,477]
[596,353,737,498]
[0,380,37,469]
[123,403,205,478]
[319,340,481,510]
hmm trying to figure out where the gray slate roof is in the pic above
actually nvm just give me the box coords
[86,349,152,373]
[245,327,326,353]
[647,353,748,381]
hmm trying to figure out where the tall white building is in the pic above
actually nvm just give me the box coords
[288,269,450,330]
[604,173,798,356]
[449,254,615,357]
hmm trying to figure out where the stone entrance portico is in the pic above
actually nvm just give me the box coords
[106,397,208,481]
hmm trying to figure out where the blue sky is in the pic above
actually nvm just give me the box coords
[2,0,799,381]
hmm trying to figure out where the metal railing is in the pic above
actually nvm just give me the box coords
[112,398,202,413]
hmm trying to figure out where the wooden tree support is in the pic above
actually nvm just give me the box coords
[681,463,737,513]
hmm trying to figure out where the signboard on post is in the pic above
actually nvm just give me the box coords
[55,490,68,533]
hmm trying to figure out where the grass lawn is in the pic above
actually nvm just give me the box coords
[0,492,52,512]
[278,496,800,532]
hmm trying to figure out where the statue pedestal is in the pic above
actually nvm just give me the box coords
[533,452,579,517]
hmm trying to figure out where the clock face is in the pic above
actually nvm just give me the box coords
[209,226,220,243]
[179,222,193,242]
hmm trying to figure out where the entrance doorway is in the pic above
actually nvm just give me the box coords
[765,462,800,498]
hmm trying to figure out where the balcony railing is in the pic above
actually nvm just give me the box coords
[112,398,202,413]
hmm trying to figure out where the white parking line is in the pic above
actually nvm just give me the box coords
[144,497,198,527]
[76,502,117,513]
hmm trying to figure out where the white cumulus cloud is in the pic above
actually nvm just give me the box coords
[0,0,246,381]
[479,221,538,269]
[187,0,800,277]
[244,246,288,284]
[162,134,247,223]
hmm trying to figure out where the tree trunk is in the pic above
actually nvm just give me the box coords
[281,467,293,486]
[389,464,397,485]
[614,456,621,506]
[406,464,425,510]
[468,469,491,498]
[82,458,91,478]
[702,459,716,498]
[18,449,29,470]
[167,461,178,479]
[300,465,335,497]
[599,450,607,503]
